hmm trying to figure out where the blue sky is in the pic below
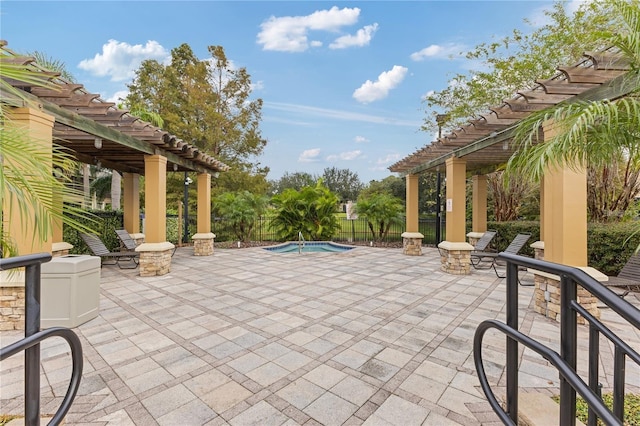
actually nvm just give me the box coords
[2,1,565,183]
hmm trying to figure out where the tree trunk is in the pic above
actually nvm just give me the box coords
[111,171,122,210]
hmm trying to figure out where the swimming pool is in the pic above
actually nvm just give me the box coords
[264,242,355,253]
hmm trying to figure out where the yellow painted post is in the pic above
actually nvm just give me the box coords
[143,155,167,243]
[471,175,487,233]
[405,173,419,233]
[4,107,55,255]
[123,173,140,233]
[197,173,211,234]
[445,156,467,242]
[541,120,587,267]
[543,165,587,266]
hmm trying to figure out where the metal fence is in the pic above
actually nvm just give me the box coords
[208,216,445,245]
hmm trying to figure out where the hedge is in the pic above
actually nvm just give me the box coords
[485,221,640,276]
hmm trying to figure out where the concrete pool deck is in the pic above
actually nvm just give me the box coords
[1,245,639,425]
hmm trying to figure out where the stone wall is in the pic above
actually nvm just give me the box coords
[402,237,422,256]
[139,249,173,277]
[0,286,25,330]
[533,274,600,324]
[439,248,472,274]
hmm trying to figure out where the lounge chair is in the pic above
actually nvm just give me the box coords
[603,252,640,298]
[116,229,177,257]
[115,229,139,251]
[470,230,498,268]
[80,233,139,269]
[471,233,531,278]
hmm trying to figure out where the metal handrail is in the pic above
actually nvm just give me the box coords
[0,253,84,426]
[298,231,305,254]
[474,252,640,425]
[1,327,84,426]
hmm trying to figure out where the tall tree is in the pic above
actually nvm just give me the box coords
[126,43,269,194]
[321,167,364,202]
[269,171,317,194]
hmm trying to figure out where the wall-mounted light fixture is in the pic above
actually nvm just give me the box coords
[173,163,178,172]
[503,139,509,150]
[94,137,103,149]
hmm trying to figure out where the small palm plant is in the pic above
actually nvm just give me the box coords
[354,192,404,243]
[214,191,268,243]
[270,180,340,241]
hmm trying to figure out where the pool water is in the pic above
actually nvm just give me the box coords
[264,242,355,253]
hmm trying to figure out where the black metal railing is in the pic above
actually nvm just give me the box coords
[474,252,640,426]
[0,253,84,426]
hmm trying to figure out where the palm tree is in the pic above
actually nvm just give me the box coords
[506,0,640,215]
[1,52,95,256]
[354,193,404,243]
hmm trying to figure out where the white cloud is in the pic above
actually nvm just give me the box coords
[78,39,169,82]
[106,90,129,104]
[352,65,408,104]
[329,23,378,49]
[354,136,369,143]
[370,153,403,171]
[265,101,421,127]
[326,150,362,161]
[410,43,465,61]
[257,6,361,52]
[299,148,321,162]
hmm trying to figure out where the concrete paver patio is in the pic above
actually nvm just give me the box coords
[1,246,639,425]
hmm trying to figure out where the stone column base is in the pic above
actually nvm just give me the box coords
[437,241,475,275]
[466,232,484,247]
[401,232,423,256]
[0,271,25,330]
[531,240,544,261]
[136,242,175,277]
[130,233,145,246]
[192,233,216,256]
[533,271,600,324]
[52,242,73,257]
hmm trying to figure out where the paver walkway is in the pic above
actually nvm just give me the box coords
[1,246,639,425]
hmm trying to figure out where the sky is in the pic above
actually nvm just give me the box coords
[1,0,566,183]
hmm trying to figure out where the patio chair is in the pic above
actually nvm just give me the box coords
[469,230,498,268]
[116,229,177,257]
[471,233,531,279]
[115,229,139,251]
[80,233,139,269]
[603,252,640,298]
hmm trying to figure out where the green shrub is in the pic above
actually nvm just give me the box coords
[484,221,640,276]
[552,393,640,425]
[64,210,123,254]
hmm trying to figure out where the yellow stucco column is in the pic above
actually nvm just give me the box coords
[543,165,587,266]
[405,173,419,233]
[196,173,211,234]
[136,155,174,276]
[143,156,167,243]
[4,107,54,255]
[401,173,423,256]
[192,173,215,256]
[533,121,601,323]
[438,157,474,274]
[445,156,467,243]
[470,174,488,242]
[123,173,141,234]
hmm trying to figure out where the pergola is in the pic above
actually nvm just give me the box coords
[1,40,229,276]
[389,46,638,321]
[390,46,636,268]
